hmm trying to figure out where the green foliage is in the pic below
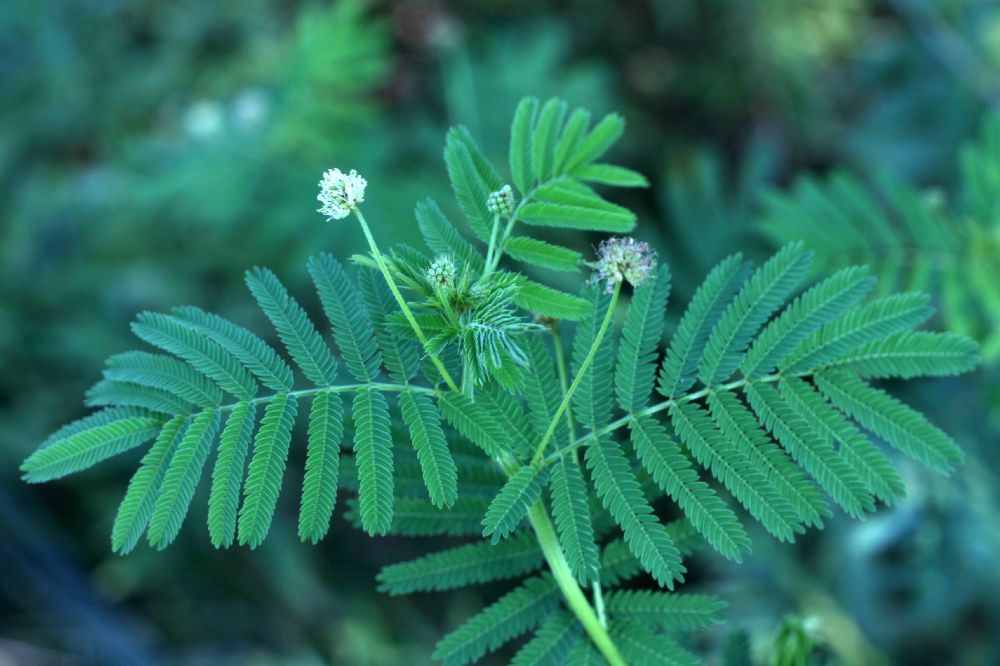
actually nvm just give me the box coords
[21,96,980,665]
[760,113,1000,360]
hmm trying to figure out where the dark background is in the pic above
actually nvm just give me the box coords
[3,1,999,664]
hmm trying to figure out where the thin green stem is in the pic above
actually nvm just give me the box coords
[483,212,501,278]
[593,580,608,628]
[541,370,804,466]
[216,382,436,413]
[530,283,621,464]
[528,503,627,666]
[550,329,578,442]
[353,209,460,393]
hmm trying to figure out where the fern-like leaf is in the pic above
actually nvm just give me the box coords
[779,377,904,505]
[377,532,544,595]
[353,387,394,535]
[675,399,808,540]
[815,370,964,473]
[482,465,548,543]
[630,415,749,561]
[699,243,812,386]
[744,382,873,518]
[238,393,298,548]
[659,254,750,398]
[309,253,382,382]
[585,435,685,588]
[549,453,600,585]
[111,415,187,554]
[432,575,560,666]
[605,590,727,631]
[22,415,161,483]
[172,305,294,392]
[298,391,344,543]
[399,390,456,509]
[616,264,671,413]
[510,612,580,666]
[245,267,338,386]
[147,409,220,549]
[132,312,258,400]
[208,401,257,548]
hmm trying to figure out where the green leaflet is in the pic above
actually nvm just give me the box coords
[86,379,194,416]
[171,305,293,392]
[399,389,457,509]
[779,377,904,505]
[744,382,873,518]
[132,311,258,400]
[299,391,344,543]
[573,163,649,187]
[433,575,560,666]
[437,391,513,459]
[504,236,582,272]
[309,253,382,383]
[605,590,727,631]
[706,390,822,532]
[358,268,421,383]
[509,97,539,194]
[740,265,874,378]
[828,331,980,379]
[532,97,568,183]
[585,434,685,589]
[22,415,162,483]
[616,264,671,413]
[514,279,591,321]
[238,393,298,548]
[377,532,544,595]
[445,126,501,241]
[815,370,964,473]
[482,465,549,543]
[510,611,581,666]
[659,253,750,399]
[208,401,257,548]
[246,266,339,387]
[352,387,394,536]
[699,242,812,386]
[549,453,600,585]
[112,415,187,554]
[781,292,933,374]
[103,351,221,408]
[415,197,485,274]
[676,398,810,540]
[630,415,749,562]
[612,620,701,666]
[147,409,220,549]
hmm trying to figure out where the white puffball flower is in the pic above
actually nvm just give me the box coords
[317,168,367,220]
[592,237,657,292]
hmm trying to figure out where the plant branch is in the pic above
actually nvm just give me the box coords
[527,502,628,666]
[353,209,460,393]
[531,283,621,464]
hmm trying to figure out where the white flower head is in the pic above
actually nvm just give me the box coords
[486,185,515,216]
[317,168,367,220]
[593,237,657,292]
[426,255,457,289]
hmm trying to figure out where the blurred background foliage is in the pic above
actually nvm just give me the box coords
[3,0,1000,664]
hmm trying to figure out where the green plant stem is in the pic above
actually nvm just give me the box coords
[483,212,501,277]
[353,208,460,393]
[527,502,627,666]
[550,329,578,441]
[540,370,809,466]
[593,580,608,628]
[530,282,621,464]
[214,383,436,413]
